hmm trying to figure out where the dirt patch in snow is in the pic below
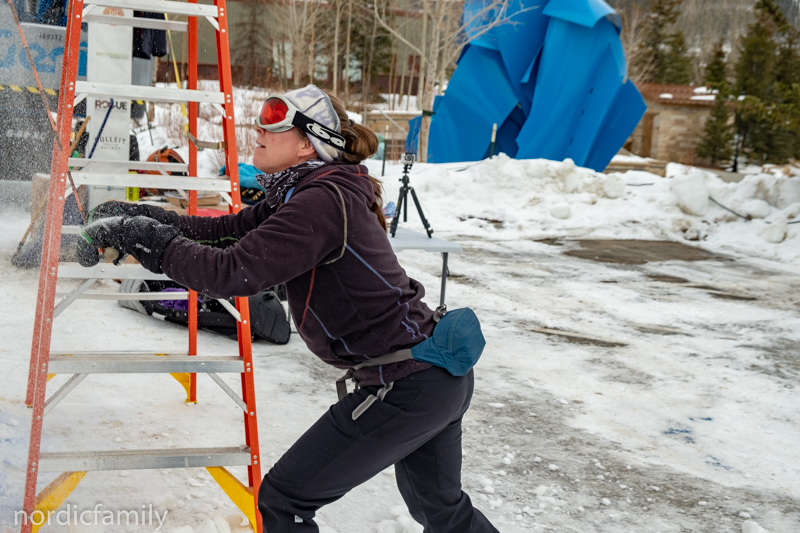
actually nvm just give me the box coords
[540,239,728,265]
[738,338,800,385]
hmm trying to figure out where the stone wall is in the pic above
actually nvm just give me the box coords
[629,101,711,164]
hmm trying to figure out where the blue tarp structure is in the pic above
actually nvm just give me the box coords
[417,0,646,172]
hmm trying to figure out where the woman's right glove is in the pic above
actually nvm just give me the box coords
[89,200,181,227]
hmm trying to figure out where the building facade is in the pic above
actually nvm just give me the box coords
[628,83,716,165]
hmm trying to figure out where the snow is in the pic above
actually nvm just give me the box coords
[743,520,770,533]
[2,92,800,532]
[659,93,674,99]
[671,172,710,216]
[740,199,771,219]
[611,154,654,164]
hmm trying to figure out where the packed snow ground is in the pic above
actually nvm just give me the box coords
[2,92,800,532]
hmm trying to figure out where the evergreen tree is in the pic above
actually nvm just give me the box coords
[775,33,800,87]
[733,0,800,164]
[696,83,734,166]
[661,32,693,84]
[734,2,779,99]
[704,40,728,88]
[637,0,694,84]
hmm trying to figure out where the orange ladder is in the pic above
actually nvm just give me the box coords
[21,0,262,531]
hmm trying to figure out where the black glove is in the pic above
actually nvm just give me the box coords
[77,216,181,273]
[89,200,181,228]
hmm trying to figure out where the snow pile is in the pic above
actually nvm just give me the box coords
[670,172,709,216]
[375,506,423,533]
[363,155,800,264]
[742,520,770,533]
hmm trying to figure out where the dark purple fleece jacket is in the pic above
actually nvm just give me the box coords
[161,161,434,386]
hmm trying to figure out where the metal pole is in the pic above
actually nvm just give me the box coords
[489,123,497,158]
[382,125,388,176]
[439,253,449,307]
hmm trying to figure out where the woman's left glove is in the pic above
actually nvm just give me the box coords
[89,200,181,227]
[77,216,181,273]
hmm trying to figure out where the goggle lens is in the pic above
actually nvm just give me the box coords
[259,98,289,126]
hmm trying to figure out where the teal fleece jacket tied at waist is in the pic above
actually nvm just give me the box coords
[160,161,435,386]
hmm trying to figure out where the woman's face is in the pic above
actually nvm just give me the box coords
[252,126,317,174]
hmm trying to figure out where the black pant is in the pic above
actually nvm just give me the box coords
[258,366,498,532]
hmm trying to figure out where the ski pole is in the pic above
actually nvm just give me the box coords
[88,99,115,159]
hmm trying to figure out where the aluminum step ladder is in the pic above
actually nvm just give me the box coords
[20,0,263,531]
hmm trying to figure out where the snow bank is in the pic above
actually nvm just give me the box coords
[364,155,800,264]
[670,173,709,216]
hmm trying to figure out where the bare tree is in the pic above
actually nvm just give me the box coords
[344,0,353,104]
[372,0,537,161]
[610,0,655,85]
[273,0,324,87]
[332,0,342,94]
[677,0,754,83]
[233,0,273,87]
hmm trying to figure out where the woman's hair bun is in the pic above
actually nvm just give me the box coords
[323,90,379,164]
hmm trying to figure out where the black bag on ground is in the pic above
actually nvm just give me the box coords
[119,279,291,344]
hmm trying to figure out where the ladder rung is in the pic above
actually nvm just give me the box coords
[51,350,187,355]
[83,13,188,32]
[69,158,189,173]
[70,172,232,192]
[75,81,226,104]
[39,447,251,472]
[55,291,189,301]
[84,0,218,18]
[48,354,245,374]
[58,263,170,280]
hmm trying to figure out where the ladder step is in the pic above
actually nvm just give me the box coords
[75,81,226,105]
[52,350,187,355]
[84,0,218,18]
[70,172,232,192]
[39,447,251,472]
[55,291,189,301]
[69,158,189,173]
[48,354,245,374]
[82,13,188,32]
[58,263,170,281]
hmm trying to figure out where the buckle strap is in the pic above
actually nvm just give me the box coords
[352,349,413,371]
[186,131,227,151]
[336,368,354,401]
[352,382,394,420]
[336,349,410,401]
[433,304,447,323]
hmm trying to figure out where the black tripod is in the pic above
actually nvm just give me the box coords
[389,154,434,238]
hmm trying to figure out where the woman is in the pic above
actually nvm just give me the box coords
[78,85,498,533]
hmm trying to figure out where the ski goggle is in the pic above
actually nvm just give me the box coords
[256,95,349,153]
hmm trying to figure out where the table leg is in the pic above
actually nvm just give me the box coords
[440,252,449,307]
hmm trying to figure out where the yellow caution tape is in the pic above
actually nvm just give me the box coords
[0,85,57,95]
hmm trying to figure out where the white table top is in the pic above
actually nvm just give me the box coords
[388,226,462,253]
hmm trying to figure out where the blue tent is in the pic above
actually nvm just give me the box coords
[420,0,645,172]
